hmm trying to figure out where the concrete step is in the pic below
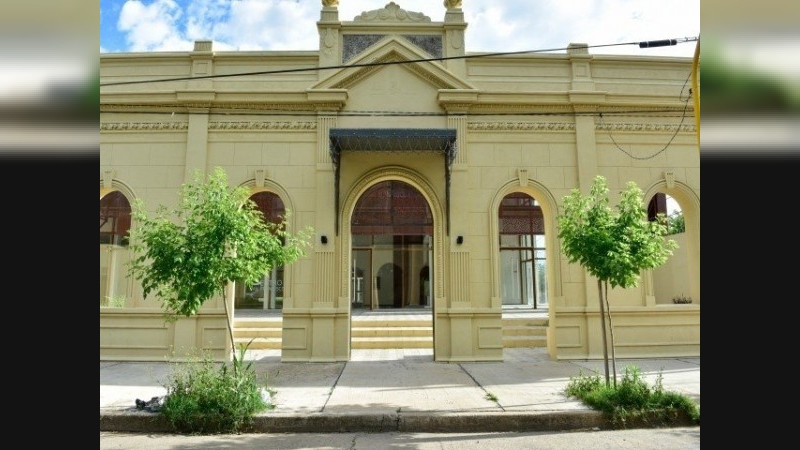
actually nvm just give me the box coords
[503,335,548,348]
[235,327,283,338]
[351,319,432,328]
[502,317,549,327]
[351,326,433,337]
[351,336,433,349]
[501,317,549,348]
[234,315,549,349]
[503,325,547,337]
[234,318,282,328]
[234,336,282,350]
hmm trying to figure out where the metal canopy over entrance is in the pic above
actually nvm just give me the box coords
[329,128,457,235]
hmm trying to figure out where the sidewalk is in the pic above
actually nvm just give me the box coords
[100,348,699,433]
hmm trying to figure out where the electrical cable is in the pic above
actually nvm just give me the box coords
[100,37,698,87]
[597,70,693,160]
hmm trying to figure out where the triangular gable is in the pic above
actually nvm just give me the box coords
[312,35,475,91]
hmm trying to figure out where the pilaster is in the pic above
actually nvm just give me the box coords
[317,3,341,80]
[567,44,602,193]
[182,40,215,181]
[443,2,467,78]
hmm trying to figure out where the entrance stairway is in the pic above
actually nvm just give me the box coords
[233,311,548,350]
[351,316,433,349]
[233,316,283,350]
[502,316,549,348]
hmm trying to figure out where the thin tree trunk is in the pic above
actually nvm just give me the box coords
[222,285,236,369]
[597,279,610,386]
[603,281,618,387]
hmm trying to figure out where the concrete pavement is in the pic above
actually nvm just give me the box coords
[100,347,699,433]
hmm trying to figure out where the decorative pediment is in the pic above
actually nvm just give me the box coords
[311,36,475,91]
[352,2,431,23]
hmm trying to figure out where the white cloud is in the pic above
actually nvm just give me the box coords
[108,0,699,57]
[118,0,192,51]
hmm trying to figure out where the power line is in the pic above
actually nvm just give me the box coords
[598,70,694,160]
[100,37,698,87]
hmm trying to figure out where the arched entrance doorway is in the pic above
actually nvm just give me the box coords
[351,180,433,310]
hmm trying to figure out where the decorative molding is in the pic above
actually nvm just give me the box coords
[100,121,318,131]
[467,121,695,133]
[332,52,451,90]
[102,120,693,133]
[449,250,470,303]
[596,122,696,133]
[469,122,576,131]
[100,122,189,131]
[441,103,472,113]
[353,2,431,22]
[315,251,336,305]
[331,63,380,90]
[255,169,266,188]
[447,29,463,49]
[321,28,337,54]
[664,171,675,189]
[517,168,528,187]
[407,67,450,90]
[103,170,114,189]
[209,121,317,130]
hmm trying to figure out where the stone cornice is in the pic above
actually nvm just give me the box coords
[101,102,315,113]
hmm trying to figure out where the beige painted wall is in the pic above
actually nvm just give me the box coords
[100,2,699,362]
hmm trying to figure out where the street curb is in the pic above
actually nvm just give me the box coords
[101,409,694,434]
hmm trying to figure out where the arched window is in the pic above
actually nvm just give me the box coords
[100,191,132,307]
[236,191,286,311]
[100,191,131,246]
[498,192,548,309]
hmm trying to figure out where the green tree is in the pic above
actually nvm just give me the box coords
[667,210,685,235]
[557,176,677,386]
[129,167,313,361]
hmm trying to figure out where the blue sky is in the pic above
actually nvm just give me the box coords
[100,0,699,57]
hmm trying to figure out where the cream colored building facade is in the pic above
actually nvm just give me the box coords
[100,1,699,363]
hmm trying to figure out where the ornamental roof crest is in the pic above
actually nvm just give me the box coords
[353,2,431,23]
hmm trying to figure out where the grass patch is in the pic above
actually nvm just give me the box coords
[160,343,273,434]
[565,365,700,427]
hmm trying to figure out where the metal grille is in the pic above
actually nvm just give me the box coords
[499,192,544,234]
[329,128,457,235]
[352,180,433,235]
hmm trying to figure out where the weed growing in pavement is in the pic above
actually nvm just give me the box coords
[485,392,498,402]
[565,365,700,427]
[160,343,273,434]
